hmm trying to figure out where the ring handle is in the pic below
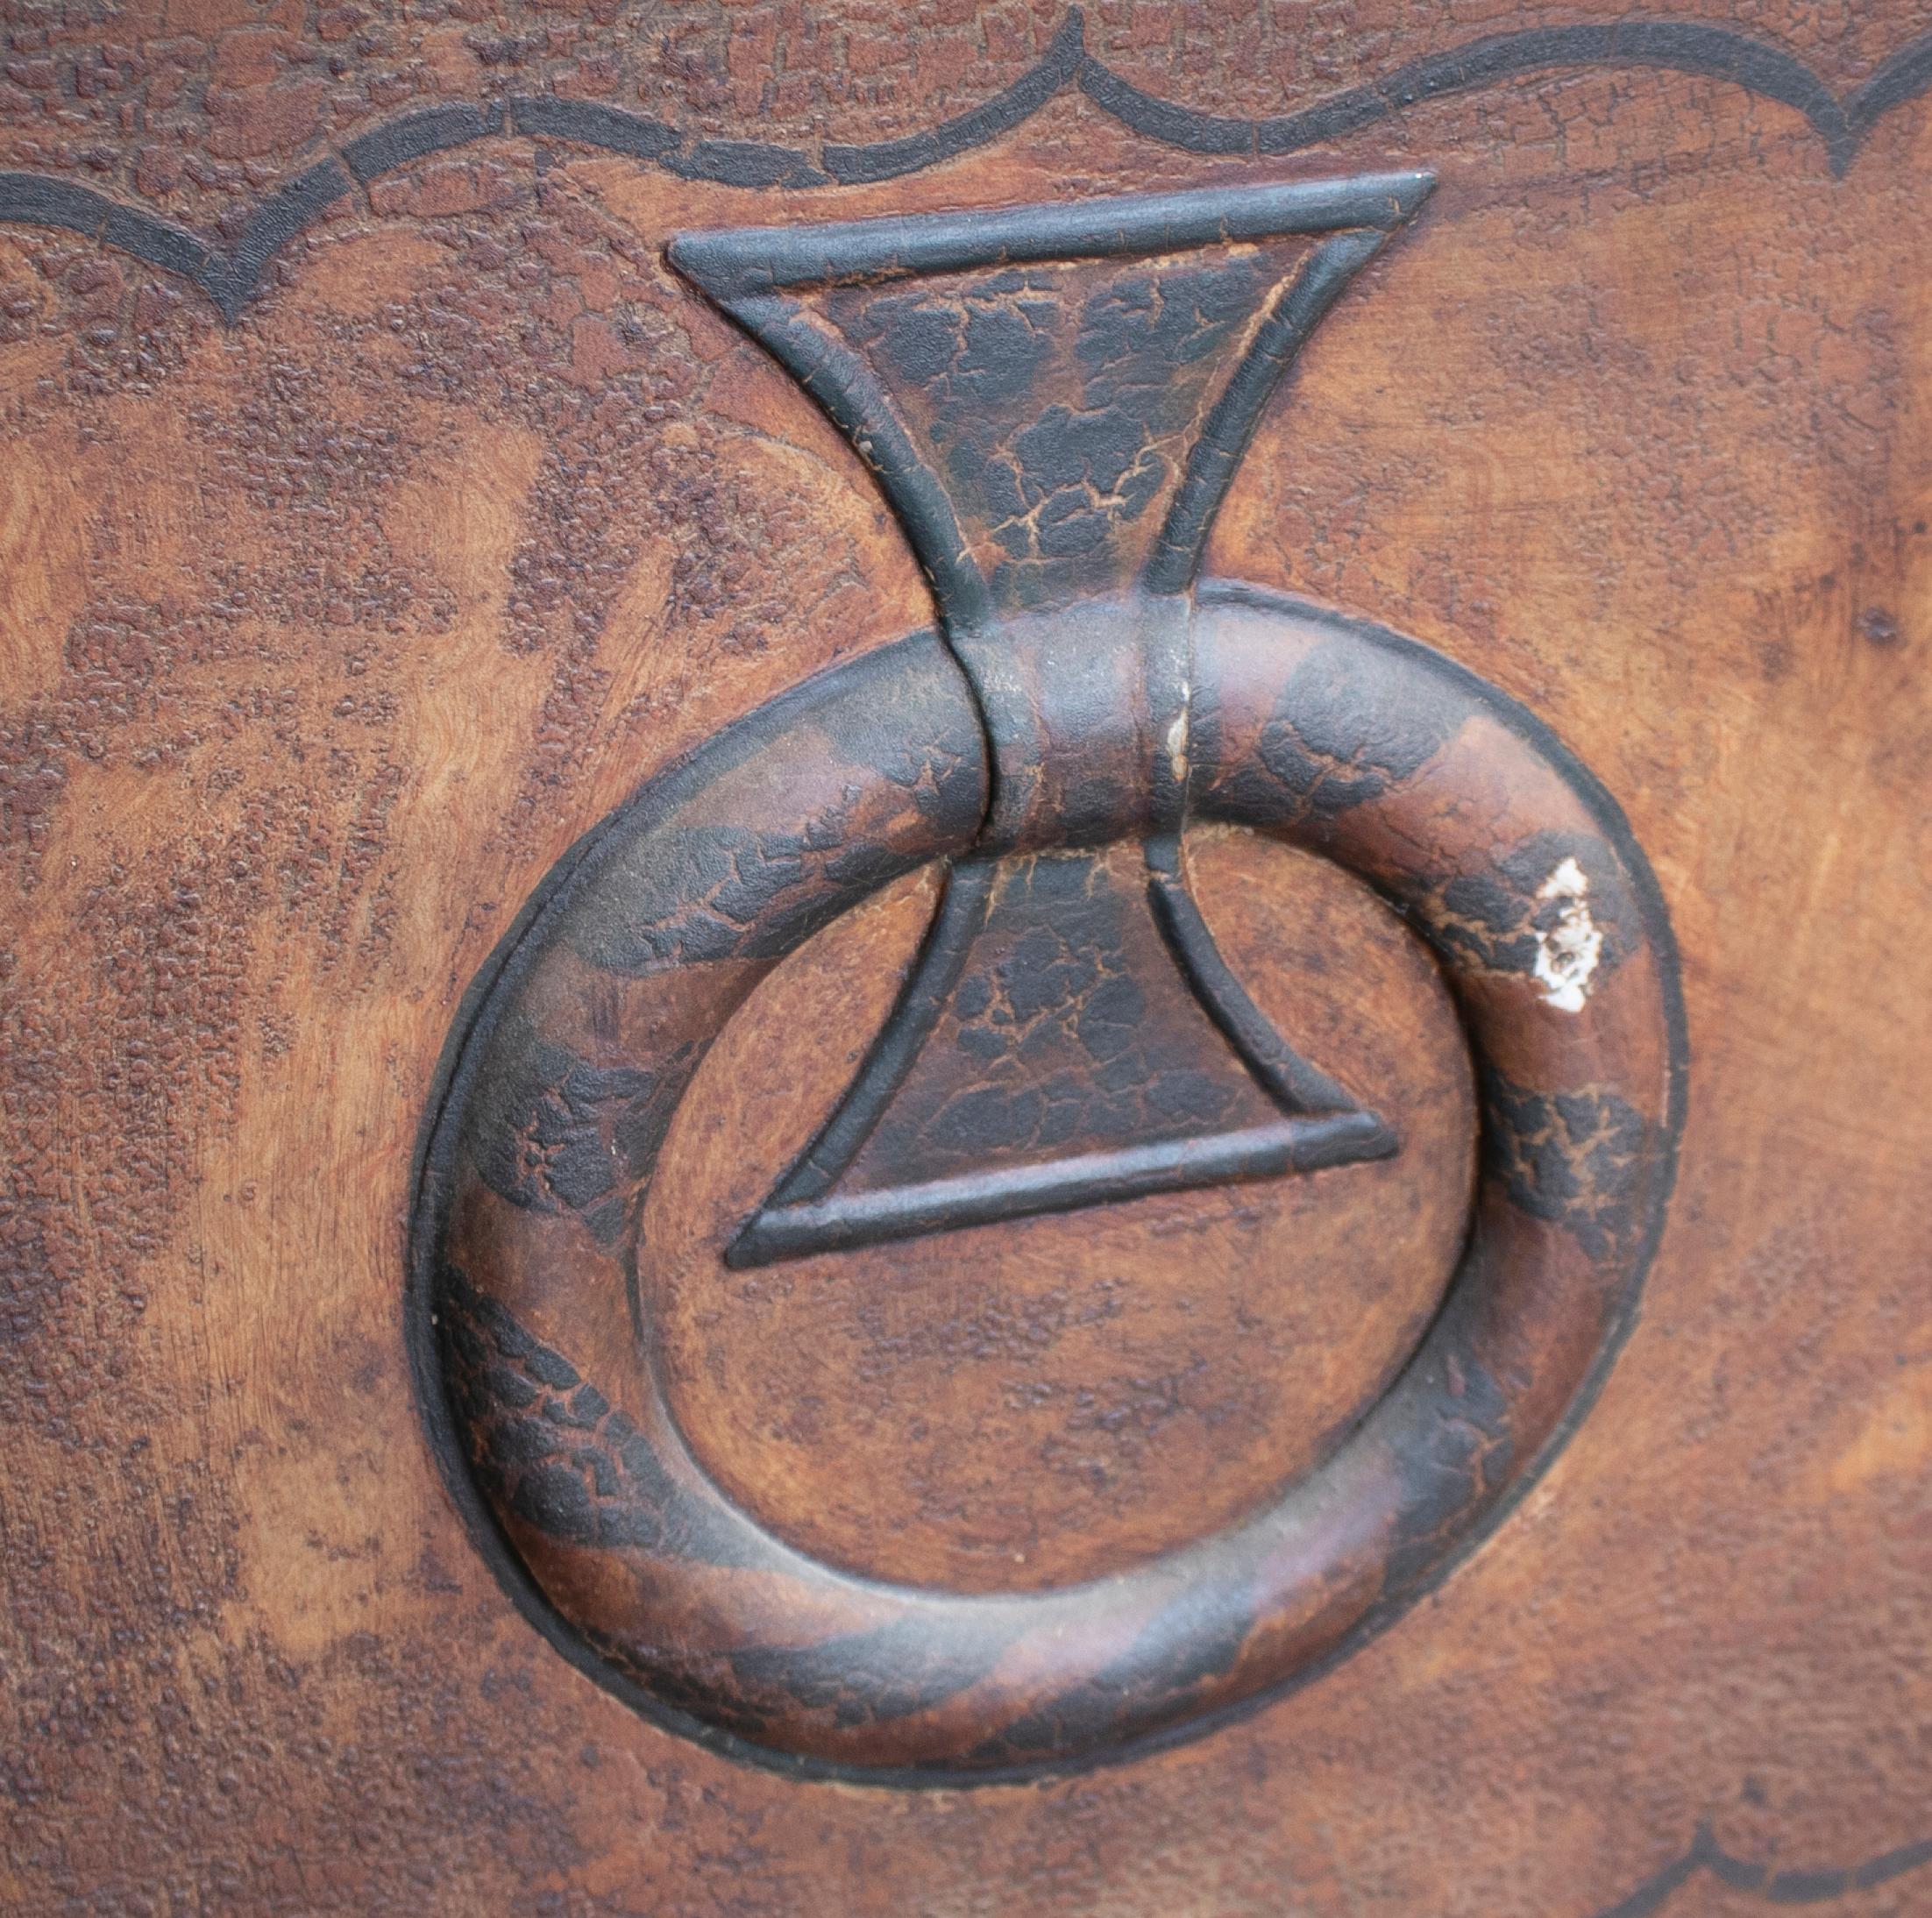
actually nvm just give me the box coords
[417,591,1683,1779]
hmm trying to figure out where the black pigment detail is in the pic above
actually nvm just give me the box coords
[1382,1323,1516,1592]
[508,96,680,160]
[365,34,1728,1801]
[341,103,507,181]
[813,242,1315,611]
[975,1585,1257,1764]
[669,173,1428,304]
[675,180,1422,1264]
[822,12,1089,184]
[0,171,216,285]
[405,579,1694,1787]
[710,288,1001,637]
[1143,227,1390,595]
[1077,21,1859,171]
[459,1017,689,1238]
[437,1266,754,1567]
[1846,34,1932,133]
[1588,1825,1932,1918]
[1482,1067,1650,1261]
[554,633,986,976]
[750,856,998,1214]
[1146,841,1382,1121]
[727,1616,1005,1731]
[1221,634,1458,826]
[207,160,354,321]
[663,139,827,189]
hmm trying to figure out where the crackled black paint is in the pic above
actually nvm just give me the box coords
[686,181,1422,1265]
[1483,1068,1651,1262]
[730,844,1392,1266]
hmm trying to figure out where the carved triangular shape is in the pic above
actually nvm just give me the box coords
[806,242,1302,609]
[728,844,1394,1265]
[670,175,1432,620]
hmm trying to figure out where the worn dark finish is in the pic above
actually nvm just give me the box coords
[702,182,1415,1265]
[417,181,1685,1776]
[4,0,1929,1908]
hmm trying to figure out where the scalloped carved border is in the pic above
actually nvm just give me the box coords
[1592,1824,1932,1918]
[0,9,1930,321]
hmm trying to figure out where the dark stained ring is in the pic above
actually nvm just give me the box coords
[413,588,1685,1782]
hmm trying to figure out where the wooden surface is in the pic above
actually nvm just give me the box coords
[2,1,1929,1910]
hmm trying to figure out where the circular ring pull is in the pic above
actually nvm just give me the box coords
[415,588,1683,1780]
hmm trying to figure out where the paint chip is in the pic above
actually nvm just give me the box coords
[1164,689,1189,785]
[1532,856,1602,1012]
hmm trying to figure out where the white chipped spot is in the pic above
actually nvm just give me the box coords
[1165,687,1190,785]
[1532,856,1602,1012]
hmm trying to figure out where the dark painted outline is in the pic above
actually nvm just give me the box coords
[426,172,1687,1787]
[755,856,997,1211]
[672,179,1431,629]
[730,1109,1393,1263]
[3,11,1930,320]
[1142,223,1404,596]
[404,634,1015,1792]
[822,11,1088,186]
[1145,835,1382,1121]
[1589,1823,1932,1918]
[665,171,1426,300]
[684,282,999,638]
[1077,21,1851,166]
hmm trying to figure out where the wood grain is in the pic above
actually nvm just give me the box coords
[1,0,1928,1910]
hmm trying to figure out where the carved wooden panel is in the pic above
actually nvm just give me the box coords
[1,2,1928,1912]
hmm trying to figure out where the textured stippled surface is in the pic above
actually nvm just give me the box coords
[2,0,1929,1910]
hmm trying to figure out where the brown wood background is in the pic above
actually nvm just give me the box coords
[1,2,1928,1911]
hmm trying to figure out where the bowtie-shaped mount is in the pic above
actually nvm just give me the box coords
[670,180,1429,1263]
